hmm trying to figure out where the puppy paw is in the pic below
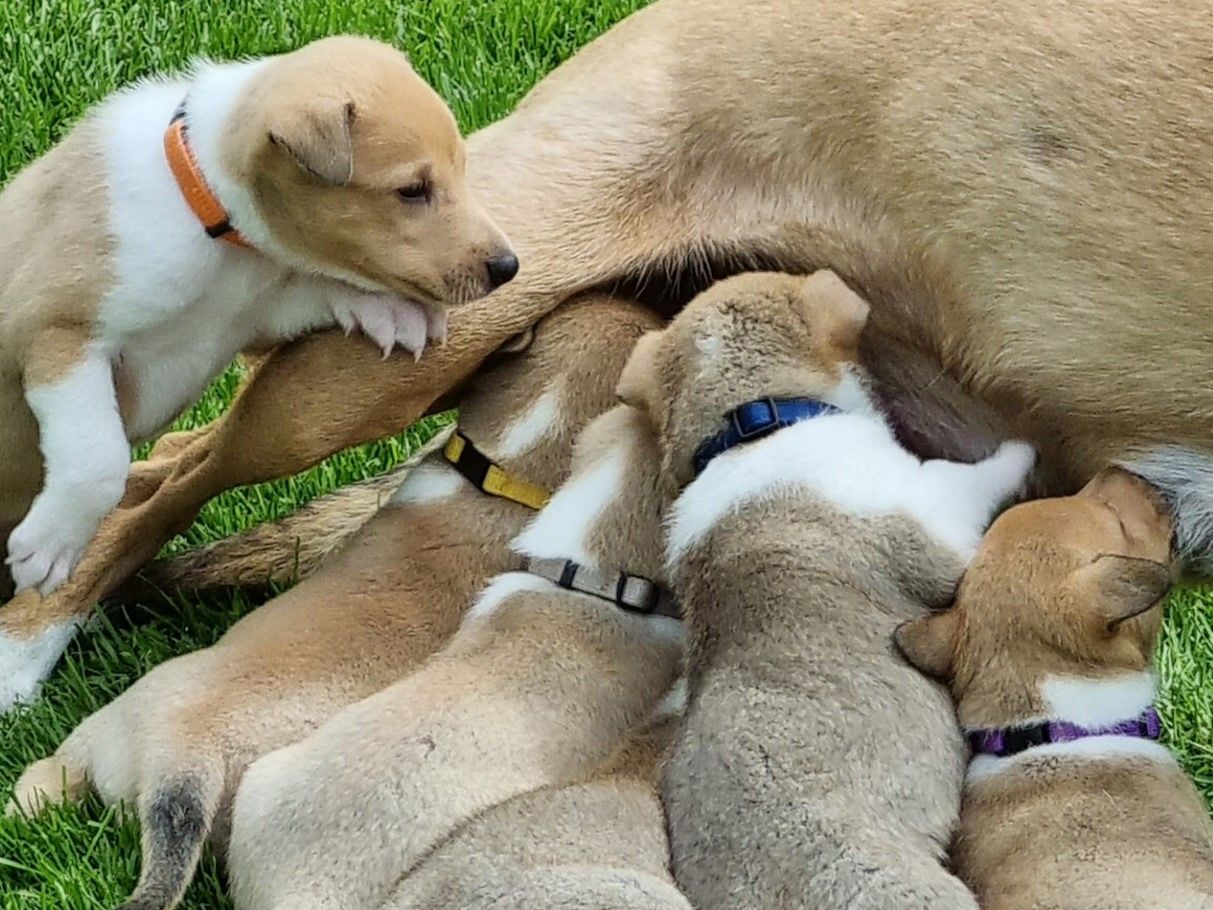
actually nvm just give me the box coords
[332,293,430,360]
[6,511,92,596]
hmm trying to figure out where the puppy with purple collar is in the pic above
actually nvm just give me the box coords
[618,270,1036,909]
[896,468,1213,910]
[0,35,514,604]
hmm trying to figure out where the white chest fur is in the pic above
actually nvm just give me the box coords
[666,414,1034,566]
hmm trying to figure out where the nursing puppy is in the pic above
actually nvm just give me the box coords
[227,403,682,910]
[0,34,514,602]
[8,294,650,910]
[385,699,691,909]
[896,469,1213,910]
[619,270,1036,909]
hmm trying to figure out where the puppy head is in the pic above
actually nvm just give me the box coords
[231,36,515,316]
[895,468,1176,727]
[617,269,871,487]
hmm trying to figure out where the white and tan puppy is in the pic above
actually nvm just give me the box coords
[227,403,682,910]
[619,270,1035,909]
[385,700,691,909]
[896,469,1213,910]
[0,34,514,604]
[8,295,651,910]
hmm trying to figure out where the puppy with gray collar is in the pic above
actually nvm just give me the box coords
[618,270,1036,909]
[0,34,514,604]
[9,294,649,910]
[385,698,691,909]
[227,403,682,910]
[896,468,1213,910]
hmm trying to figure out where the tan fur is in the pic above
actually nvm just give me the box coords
[385,713,690,909]
[896,470,1213,909]
[629,274,979,908]
[225,404,682,910]
[9,295,655,910]
[19,0,1213,669]
[0,121,113,528]
[227,36,512,311]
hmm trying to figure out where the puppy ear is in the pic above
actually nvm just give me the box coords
[893,611,960,680]
[269,100,357,186]
[801,269,870,354]
[1071,554,1177,631]
[617,330,664,414]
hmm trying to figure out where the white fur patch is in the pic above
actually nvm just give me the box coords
[665,412,1034,567]
[388,460,465,506]
[464,572,554,622]
[495,382,564,460]
[1042,673,1157,728]
[0,621,81,713]
[513,443,628,568]
[968,737,1176,783]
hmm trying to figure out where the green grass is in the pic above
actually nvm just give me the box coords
[0,1,1211,908]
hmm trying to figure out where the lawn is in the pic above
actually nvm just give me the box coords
[0,1,1211,908]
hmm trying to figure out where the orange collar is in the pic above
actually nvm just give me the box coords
[163,103,251,249]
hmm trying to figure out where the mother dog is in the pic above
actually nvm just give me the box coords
[5,0,1213,695]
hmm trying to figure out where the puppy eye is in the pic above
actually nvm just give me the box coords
[396,180,432,205]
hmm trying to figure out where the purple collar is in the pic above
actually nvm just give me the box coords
[968,707,1162,758]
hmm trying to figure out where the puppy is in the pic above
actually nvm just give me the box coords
[0,34,514,601]
[618,270,1036,909]
[227,403,682,910]
[8,294,652,910]
[384,698,691,909]
[895,468,1213,910]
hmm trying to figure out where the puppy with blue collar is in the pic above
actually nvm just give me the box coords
[617,270,1036,909]
[896,468,1213,910]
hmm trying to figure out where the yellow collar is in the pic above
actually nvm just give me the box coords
[443,432,551,511]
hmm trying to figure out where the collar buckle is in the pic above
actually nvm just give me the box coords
[731,397,781,441]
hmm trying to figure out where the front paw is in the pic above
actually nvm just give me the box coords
[6,514,91,597]
[332,294,431,360]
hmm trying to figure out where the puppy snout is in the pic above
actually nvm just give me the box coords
[484,252,520,290]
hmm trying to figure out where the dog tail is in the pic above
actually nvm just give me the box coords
[116,767,224,910]
[1120,444,1213,573]
[115,464,413,599]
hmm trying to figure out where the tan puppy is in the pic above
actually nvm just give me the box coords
[227,403,682,910]
[8,294,654,910]
[619,270,1035,909]
[896,469,1213,910]
[0,33,514,708]
[384,704,691,909]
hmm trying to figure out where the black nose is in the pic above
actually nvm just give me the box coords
[485,253,520,289]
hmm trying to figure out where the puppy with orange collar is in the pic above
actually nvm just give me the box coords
[0,35,513,606]
[896,469,1213,910]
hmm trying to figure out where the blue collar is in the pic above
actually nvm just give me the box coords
[691,396,842,476]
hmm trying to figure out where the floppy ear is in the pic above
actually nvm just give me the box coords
[894,611,960,680]
[269,100,357,186]
[800,269,870,354]
[1071,554,1177,631]
[616,330,664,414]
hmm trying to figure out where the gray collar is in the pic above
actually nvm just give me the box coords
[523,557,681,620]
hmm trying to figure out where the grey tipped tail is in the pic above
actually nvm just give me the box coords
[115,771,219,910]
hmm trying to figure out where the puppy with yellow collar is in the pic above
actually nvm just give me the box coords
[0,34,514,607]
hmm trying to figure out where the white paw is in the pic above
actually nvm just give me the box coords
[332,293,431,360]
[0,622,79,713]
[6,507,94,596]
